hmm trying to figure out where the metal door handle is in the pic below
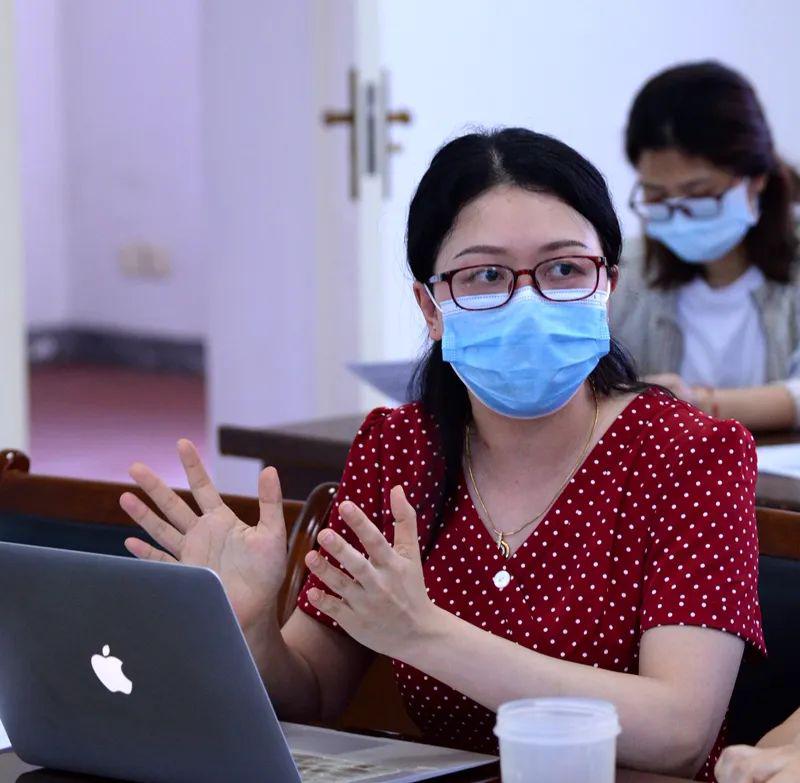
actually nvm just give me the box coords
[322,70,412,200]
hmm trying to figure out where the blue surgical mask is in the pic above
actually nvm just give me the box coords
[644,179,758,264]
[438,287,610,419]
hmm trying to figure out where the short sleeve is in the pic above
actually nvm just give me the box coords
[639,416,765,654]
[296,403,445,631]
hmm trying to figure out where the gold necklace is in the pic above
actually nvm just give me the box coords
[465,387,599,559]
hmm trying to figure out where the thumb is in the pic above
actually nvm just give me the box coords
[257,466,285,533]
[390,485,421,562]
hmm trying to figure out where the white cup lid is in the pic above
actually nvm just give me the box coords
[494,698,621,744]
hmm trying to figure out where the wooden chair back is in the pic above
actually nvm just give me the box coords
[0,449,335,625]
[728,506,800,744]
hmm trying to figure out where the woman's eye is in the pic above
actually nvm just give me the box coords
[464,267,502,283]
[537,258,593,287]
[551,263,577,277]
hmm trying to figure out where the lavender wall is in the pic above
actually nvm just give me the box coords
[15,0,69,329]
[17,0,207,338]
[1,0,29,450]
[63,0,206,338]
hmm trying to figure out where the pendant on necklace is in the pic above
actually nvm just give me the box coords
[493,569,512,590]
[497,532,511,559]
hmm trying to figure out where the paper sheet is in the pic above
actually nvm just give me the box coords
[756,444,800,480]
[0,717,10,751]
[347,360,417,403]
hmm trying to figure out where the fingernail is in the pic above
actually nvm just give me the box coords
[307,552,319,565]
[320,530,334,544]
[340,501,354,514]
[308,588,320,602]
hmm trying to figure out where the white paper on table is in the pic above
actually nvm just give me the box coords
[347,360,417,403]
[0,717,10,751]
[756,444,800,480]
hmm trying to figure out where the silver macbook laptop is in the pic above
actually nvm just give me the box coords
[0,541,495,783]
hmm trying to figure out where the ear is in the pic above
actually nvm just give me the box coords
[750,174,768,198]
[607,264,620,294]
[413,281,443,342]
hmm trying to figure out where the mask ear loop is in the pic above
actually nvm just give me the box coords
[423,283,444,313]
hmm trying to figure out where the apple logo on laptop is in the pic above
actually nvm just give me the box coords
[90,645,133,695]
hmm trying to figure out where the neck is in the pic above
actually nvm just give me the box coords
[703,243,751,288]
[469,382,595,464]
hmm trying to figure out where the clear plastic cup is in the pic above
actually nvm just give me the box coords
[494,698,621,783]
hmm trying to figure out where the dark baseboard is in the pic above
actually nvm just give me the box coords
[28,327,204,375]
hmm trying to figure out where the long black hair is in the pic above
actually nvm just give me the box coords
[625,60,799,287]
[407,128,645,500]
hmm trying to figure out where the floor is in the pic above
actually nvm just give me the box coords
[27,364,207,487]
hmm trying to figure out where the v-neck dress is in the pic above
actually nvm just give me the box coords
[298,389,764,780]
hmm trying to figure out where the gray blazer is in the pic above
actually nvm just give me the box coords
[610,238,800,419]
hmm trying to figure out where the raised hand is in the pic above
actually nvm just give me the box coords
[305,485,440,659]
[120,439,288,634]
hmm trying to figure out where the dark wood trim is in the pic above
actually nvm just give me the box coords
[218,424,353,471]
[0,449,302,531]
[28,327,204,375]
[756,506,800,560]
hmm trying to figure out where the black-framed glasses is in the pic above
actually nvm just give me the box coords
[628,181,732,223]
[426,256,608,311]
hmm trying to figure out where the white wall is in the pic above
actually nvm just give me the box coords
[375,0,800,362]
[0,0,29,450]
[15,0,69,329]
[203,0,323,492]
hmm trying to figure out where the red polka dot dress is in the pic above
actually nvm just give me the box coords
[298,388,764,780]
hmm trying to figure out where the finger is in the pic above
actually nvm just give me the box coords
[128,462,197,533]
[177,439,224,513]
[715,745,772,783]
[305,551,358,601]
[257,466,284,532]
[307,587,354,626]
[124,536,178,564]
[338,500,393,565]
[389,485,421,562]
[317,528,376,586]
[120,492,184,556]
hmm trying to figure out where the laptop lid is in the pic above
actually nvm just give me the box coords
[0,541,300,783]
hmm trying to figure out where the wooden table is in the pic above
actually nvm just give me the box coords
[754,431,800,512]
[219,414,361,500]
[0,748,693,781]
[220,415,800,512]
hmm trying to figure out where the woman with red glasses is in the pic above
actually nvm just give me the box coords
[121,128,762,780]
[613,61,800,432]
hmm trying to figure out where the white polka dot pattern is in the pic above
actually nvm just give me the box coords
[297,389,764,781]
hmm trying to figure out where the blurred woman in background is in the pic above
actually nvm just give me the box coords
[612,61,800,432]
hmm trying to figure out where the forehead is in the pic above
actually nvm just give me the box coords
[636,148,730,189]
[436,186,600,272]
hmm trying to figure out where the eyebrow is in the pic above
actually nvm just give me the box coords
[452,239,588,260]
[641,177,713,193]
